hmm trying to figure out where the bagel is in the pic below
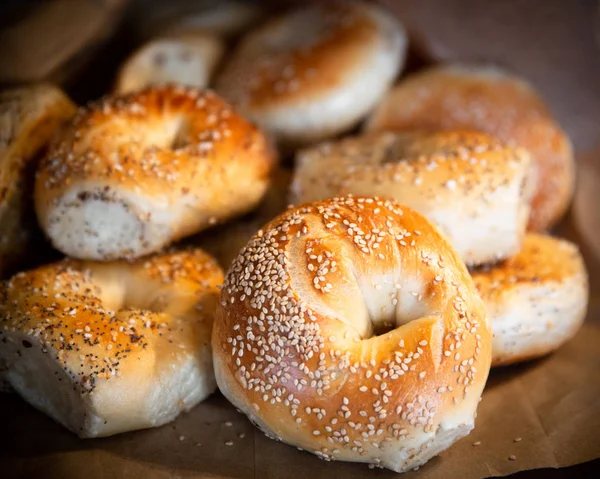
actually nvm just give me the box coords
[216,0,406,148]
[291,130,534,267]
[212,195,492,472]
[472,234,588,367]
[0,84,76,277]
[365,64,575,232]
[35,85,276,261]
[137,0,263,40]
[197,166,292,268]
[115,34,225,94]
[0,248,223,438]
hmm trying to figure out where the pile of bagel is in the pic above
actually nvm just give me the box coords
[0,0,589,474]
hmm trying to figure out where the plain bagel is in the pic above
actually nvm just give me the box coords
[216,0,406,148]
[291,130,535,266]
[365,64,575,232]
[115,34,225,94]
[212,196,492,472]
[0,248,223,437]
[472,234,588,367]
[35,85,276,261]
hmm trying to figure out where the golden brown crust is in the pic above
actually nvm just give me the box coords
[35,85,277,260]
[0,84,76,277]
[472,234,588,367]
[212,196,491,471]
[366,65,574,231]
[473,234,582,298]
[37,86,271,199]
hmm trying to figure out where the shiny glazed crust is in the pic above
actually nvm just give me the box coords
[212,196,492,472]
[35,85,276,260]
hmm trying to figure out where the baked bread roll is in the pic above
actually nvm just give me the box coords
[115,34,225,94]
[216,0,406,148]
[0,248,223,438]
[0,84,76,277]
[365,64,575,232]
[291,131,534,266]
[213,196,492,473]
[196,166,292,268]
[35,85,276,261]
[473,234,588,367]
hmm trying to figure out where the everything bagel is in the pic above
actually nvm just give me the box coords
[0,248,223,438]
[212,196,492,472]
[35,85,276,261]
[291,131,534,266]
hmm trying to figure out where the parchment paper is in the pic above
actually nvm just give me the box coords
[3,0,600,478]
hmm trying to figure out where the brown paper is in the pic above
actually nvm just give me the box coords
[3,0,600,478]
[2,301,600,479]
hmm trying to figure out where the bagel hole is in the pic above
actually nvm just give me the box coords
[150,116,189,151]
[363,278,431,339]
[171,118,191,150]
[372,320,397,336]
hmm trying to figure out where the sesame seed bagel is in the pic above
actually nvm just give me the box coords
[473,234,588,367]
[212,196,492,472]
[365,64,575,232]
[115,34,225,94]
[291,131,534,267]
[0,248,223,438]
[35,85,276,261]
[216,0,406,148]
[0,84,76,277]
